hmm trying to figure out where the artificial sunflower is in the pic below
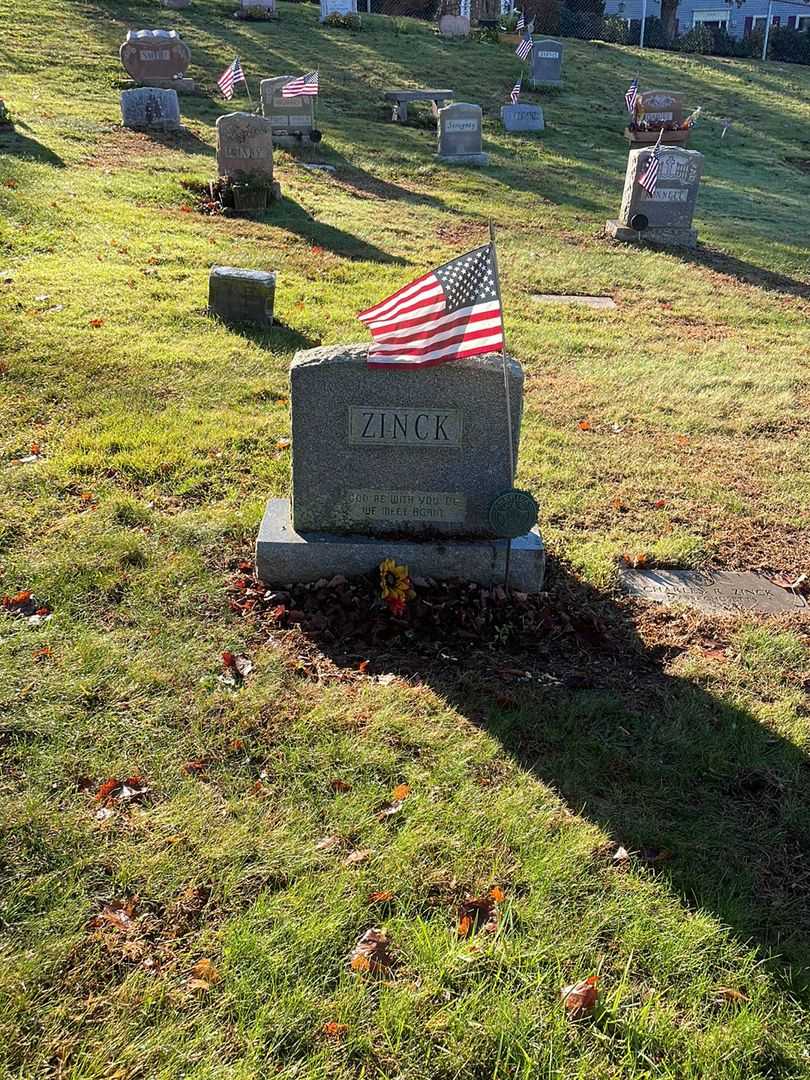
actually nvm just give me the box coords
[379,559,412,613]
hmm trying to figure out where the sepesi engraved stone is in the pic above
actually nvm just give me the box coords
[620,568,807,615]
[119,29,191,82]
[289,344,523,539]
[501,104,544,132]
[216,112,274,180]
[529,38,563,86]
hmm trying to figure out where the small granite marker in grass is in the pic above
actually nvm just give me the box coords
[531,294,616,309]
[620,568,807,614]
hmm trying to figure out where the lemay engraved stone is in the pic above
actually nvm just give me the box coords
[256,345,545,591]
[290,346,520,538]
[606,145,703,248]
[501,104,544,132]
[216,112,274,180]
[436,103,487,166]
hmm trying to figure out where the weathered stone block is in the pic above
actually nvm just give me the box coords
[501,104,543,132]
[208,267,275,326]
[120,87,181,131]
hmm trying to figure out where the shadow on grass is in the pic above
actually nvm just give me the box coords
[270,195,408,263]
[303,559,810,997]
[218,318,321,351]
[0,127,65,167]
[675,244,810,299]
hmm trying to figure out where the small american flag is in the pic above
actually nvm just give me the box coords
[624,77,638,116]
[516,34,533,60]
[510,76,522,104]
[358,244,504,369]
[516,10,524,29]
[281,70,319,97]
[638,129,663,197]
[217,57,246,100]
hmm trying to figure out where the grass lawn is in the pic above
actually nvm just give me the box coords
[1,0,810,1075]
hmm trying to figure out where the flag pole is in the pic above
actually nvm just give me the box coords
[489,219,516,590]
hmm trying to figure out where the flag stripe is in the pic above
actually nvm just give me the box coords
[366,303,502,345]
[281,71,319,97]
[369,333,505,369]
[358,273,435,322]
[367,315,503,356]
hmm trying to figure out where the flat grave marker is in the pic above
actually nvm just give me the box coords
[620,568,807,615]
[120,87,181,131]
[501,103,544,132]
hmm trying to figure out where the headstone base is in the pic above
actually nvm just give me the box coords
[605,219,698,250]
[273,131,321,148]
[130,77,197,94]
[435,152,488,167]
[528,79,561,90]
[256,499,545,593]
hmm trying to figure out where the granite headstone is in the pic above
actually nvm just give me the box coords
[436,102,487,166]
[606,145,703,248]
[120,87,181,131]
[260,76,317,145]
[255,344,545,591]
[216,112,274,180]
[120,30,191,82]
[439,14,471,35]
[501,103,543,131]
[209,267,275,326]
[320,0,357,19]
[237,0,276,15]
[529,39,562,87]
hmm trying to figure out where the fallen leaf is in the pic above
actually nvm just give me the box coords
[715,986,748,1004]
[315,835,341,852]
[622,551,649,569]
[92,899,137,933]
[578,419,592,431]
[561,975,598,1017]
[345,848,372,866]
[95,777,121,803]
[676,435,690,446]
[457,892,500,937]
[89,318,104,328]
[33,646,52,661]
[191,958,220,985]
[368,890,394,903]
[489,885,505,903]
[611,497,628,512]
[391,783,410,802]
[653,498,667,509]
[321,1021,348,1039]
[349,927,395,976]
[3,178,18,189]
[358,659,370,674]
[183,759,207,775]
[330,778,352,793]
[276,437,291,450]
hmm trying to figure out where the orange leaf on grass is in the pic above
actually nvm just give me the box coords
[391,783,410,801]
[368,890,394,903]
[330,778,352,793]
[561,975,599,1017]
[358,659,370,674]
[321,1021,348,1039]
[190,958,220,986]
[183,759,207,775]
[89,318,104,328]
[577,419,592,431]
[349,927,395,976]
[33,646,52,661]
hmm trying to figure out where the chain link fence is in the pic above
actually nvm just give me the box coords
[353,0,810,64]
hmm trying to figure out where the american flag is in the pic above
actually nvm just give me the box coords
[281,70,319,97]
[217,57,246,100]
[624,77,638,116]
[516,10,524,29]
[510,76,522,104]
[638,129,663,196]
[516,34,533,60]
[357,244,504,369]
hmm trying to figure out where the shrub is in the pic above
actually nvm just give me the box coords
[559,6,601,38]
[323,10,361,27]
[601,14,629,42]
[768,25,810,64]
[642,16,672,48]
[526,0,561,34]
[678,23,714,52]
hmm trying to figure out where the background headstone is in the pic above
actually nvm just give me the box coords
[607,145,703,247]
[439,14,470,35]
[216,112,274,180]
[529,39,562,87]
[260,76,316,145]
[289,345,522,539]
[161,0,191,8]
[319,0,357,20]
[501,103,543,132]
[119,30,191,82]
[436,102,487,165]
[636,90,684,127]
[237,0,276,15]
[120,87,181,131]
[209,267,275,326]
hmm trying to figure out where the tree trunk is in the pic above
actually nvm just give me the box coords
[659,0,678,39]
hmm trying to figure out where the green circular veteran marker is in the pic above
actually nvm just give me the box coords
[488,489,539,539]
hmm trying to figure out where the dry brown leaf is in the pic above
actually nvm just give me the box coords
[191,958,220,985]
[349,927,395,976]
[578,419,592,431]
[368,890,394,903]
[457,893,499,937]
[561,975,599,1017]
[321,1021,348,1039]
[391,783,410,801]
[330,778,352,793]
[345,848,373,866]
[715,986,748,1004]
[622,551,649,569]
[315,835,341,852]
[358,659,370,674]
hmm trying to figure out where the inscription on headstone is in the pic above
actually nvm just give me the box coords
[530,39,562,86]
[120,87,181,131]
[436,102,487,166]
[636,90,684,127]
[216,112,274,179]
[260,76,315,134]
[439,14,470,35]
[320,0,357,19]
[119,30,191,82]
[501,103,544,132]
[289,344,522,538]
[619,146,703,231]
[620,569,807,615]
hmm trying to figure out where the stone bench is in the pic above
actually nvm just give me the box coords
[383,89,453,123]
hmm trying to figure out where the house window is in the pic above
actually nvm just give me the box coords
[798,15,810,29]
[692,8,730,28]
